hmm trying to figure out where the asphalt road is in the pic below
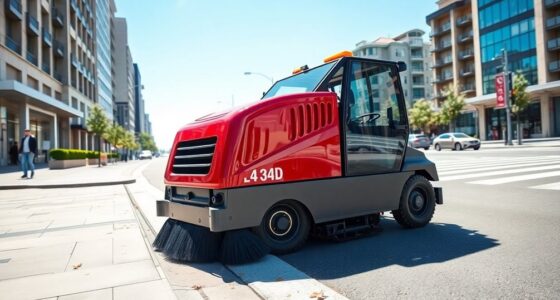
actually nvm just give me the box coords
[144,147,560,299]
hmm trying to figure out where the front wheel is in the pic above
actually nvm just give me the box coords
[392,175,436,228]
[474,146,480,150]
[435,143,441,151]
[254,201,311,254]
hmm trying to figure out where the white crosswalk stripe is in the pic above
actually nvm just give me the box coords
[430,155,560,190]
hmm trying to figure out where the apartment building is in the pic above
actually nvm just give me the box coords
[427,0,560,140]
[113,17,134,133]
[133,62,144,134]
[94,0,114,122]
[353,29,433,108]
[0,0,101,166]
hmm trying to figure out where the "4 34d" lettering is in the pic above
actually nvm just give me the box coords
[243,167,284,183]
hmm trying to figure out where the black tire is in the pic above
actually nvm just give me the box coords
[254,201,310,254]
[454,143,462,151]
[424,147,429,151]
[435,143,441,151]
[474,146,480,150]
[391,175,436,228]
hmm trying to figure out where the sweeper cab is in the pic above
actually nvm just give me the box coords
[154,51,443,264]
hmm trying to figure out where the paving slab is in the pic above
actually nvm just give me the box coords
[0,242,75,280]
[114,279,176,300]
[0,260,160,300]
[58,288,112,300]
[65,238,113,271]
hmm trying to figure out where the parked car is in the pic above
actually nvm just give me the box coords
[433,133,480,151]
[139,150,153,159]
[408,134,431,150]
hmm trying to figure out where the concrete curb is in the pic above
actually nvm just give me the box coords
[0,179,136,190]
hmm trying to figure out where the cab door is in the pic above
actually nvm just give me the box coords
[344,60,408,176]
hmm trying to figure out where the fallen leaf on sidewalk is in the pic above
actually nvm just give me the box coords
[72,263,82,270]
[191,284,202,290]
[310,290,327,299]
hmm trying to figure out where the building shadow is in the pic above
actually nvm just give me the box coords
[280,218,500,280]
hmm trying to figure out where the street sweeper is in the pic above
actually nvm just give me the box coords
[154,51,443,265]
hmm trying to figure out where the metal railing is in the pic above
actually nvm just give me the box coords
[550,60,560,72]
[460,66,475,75]
[461,83,475,92]
[53,40,65,57]
[4,34,21,53]
[7,0,23,14]
[548,37,560,50]
[456,15,472,25]
[26,13,39,34]
[545,0,560,7]
[459,48,474,59]
[547,16,560,29]
[458,31,473,42]
[42,27,52,46]
[26,51,38,65]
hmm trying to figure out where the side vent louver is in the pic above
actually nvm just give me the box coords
[172,137,217,175]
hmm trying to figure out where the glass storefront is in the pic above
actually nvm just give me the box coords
[455,112,477,137]
[485,101,541,140]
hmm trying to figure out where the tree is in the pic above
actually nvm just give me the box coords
[103,124,125,161]
[408,99,436,134]
[438,85,465,132]
[122,131,137,162]
[511,72,530,145]
[139,132,158,152]
[86,105,109,167]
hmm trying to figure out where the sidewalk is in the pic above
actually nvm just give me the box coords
[480,137,560,149]
[0,161,140,190]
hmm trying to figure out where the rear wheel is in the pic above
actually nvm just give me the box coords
[254,201,310,254]
[435,143,441,151]
[392,175,436,228]
[454,143,462,151]
[474,146,480,150]
[424,147,429,150]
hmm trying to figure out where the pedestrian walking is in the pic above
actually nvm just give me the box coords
[9,141,19,165]
[19,129,38,179]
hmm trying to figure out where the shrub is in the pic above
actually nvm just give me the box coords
[49,149,107,160]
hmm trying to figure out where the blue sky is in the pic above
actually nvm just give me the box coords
[116,0,436,150]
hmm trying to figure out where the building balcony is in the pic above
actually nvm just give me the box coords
[412,81,425,87]
[548,37,560,51]
[411,68,424,74]
[460,83,475,93]
[458,31,473,43]
[431,42,452,52]
[430,22,451,37]
[550,60,560,72]
[410,54,424,60]
[42,62,50,74]
[545,0,560,8]
[4,35,21,54]
[5,0,23,20]
[456,15,472,26]
[546,16,560,30]
[71,54,79,68]
[433,74,453,84]
[460,67,475,77]
[26,13,40,36]
[26,51,38,66]
[52,7,64,27]
[433,57,453,68]
[42,27,52,47]
[53,40,64,58]
[459,49,474,60]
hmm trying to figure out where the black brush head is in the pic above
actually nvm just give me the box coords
[162,221,222,262]
[153,218,176,251]
[219,229,270,265]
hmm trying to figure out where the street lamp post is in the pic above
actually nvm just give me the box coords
[244,72,274,84]
[501,49,513,146]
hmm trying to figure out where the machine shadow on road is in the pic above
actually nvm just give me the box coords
[280,218,500,280]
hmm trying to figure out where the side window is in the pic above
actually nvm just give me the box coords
[326,66,344,102]
[348,62,404,127]
[440,134,450,139]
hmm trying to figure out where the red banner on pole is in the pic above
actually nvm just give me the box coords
[495,74,505,108]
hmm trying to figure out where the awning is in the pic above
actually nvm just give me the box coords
[466,80,560,106]
[0,80,83,118]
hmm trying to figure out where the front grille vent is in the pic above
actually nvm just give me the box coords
[172,137,217,175]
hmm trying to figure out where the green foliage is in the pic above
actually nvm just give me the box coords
[103,124,126,149]
[511,71,530,115]
[408,99,435,133]
[86,105,109,136]
[139,132,158,152]
[438,85,466,131]
[49,149,108,160]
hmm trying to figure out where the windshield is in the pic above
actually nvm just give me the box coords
[262,62,336,100]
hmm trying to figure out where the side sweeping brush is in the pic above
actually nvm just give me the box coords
[161,220,223,263]
[219,229,270,265]
[153,218,176,251]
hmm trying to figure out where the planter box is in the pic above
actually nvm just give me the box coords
[49,159,87,169]
[88,155,108,166]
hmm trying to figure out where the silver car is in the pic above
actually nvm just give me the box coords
[433,133,480,151]
[408,134,431,150]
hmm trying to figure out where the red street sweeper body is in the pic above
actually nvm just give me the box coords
[155,52,443,263]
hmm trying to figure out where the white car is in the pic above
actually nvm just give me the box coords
[139,150,153,159]
[433,133,480,151]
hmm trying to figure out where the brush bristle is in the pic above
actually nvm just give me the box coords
[153,218,176,251]
[219,229,270,265]
[161,220,222,262]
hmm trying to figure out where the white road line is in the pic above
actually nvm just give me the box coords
[439,164,560,181]
[468,170,560,185]
[529,181,560,190]
[435,156,560,169]
[438,160,560,176]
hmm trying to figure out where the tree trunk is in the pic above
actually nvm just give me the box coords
[98,135,101,167]
[517,114,522,145]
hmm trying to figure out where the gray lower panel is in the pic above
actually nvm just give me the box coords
[160,172,413,232]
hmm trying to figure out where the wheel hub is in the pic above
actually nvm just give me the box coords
[269,211,293,237]
[409,190,426,214]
